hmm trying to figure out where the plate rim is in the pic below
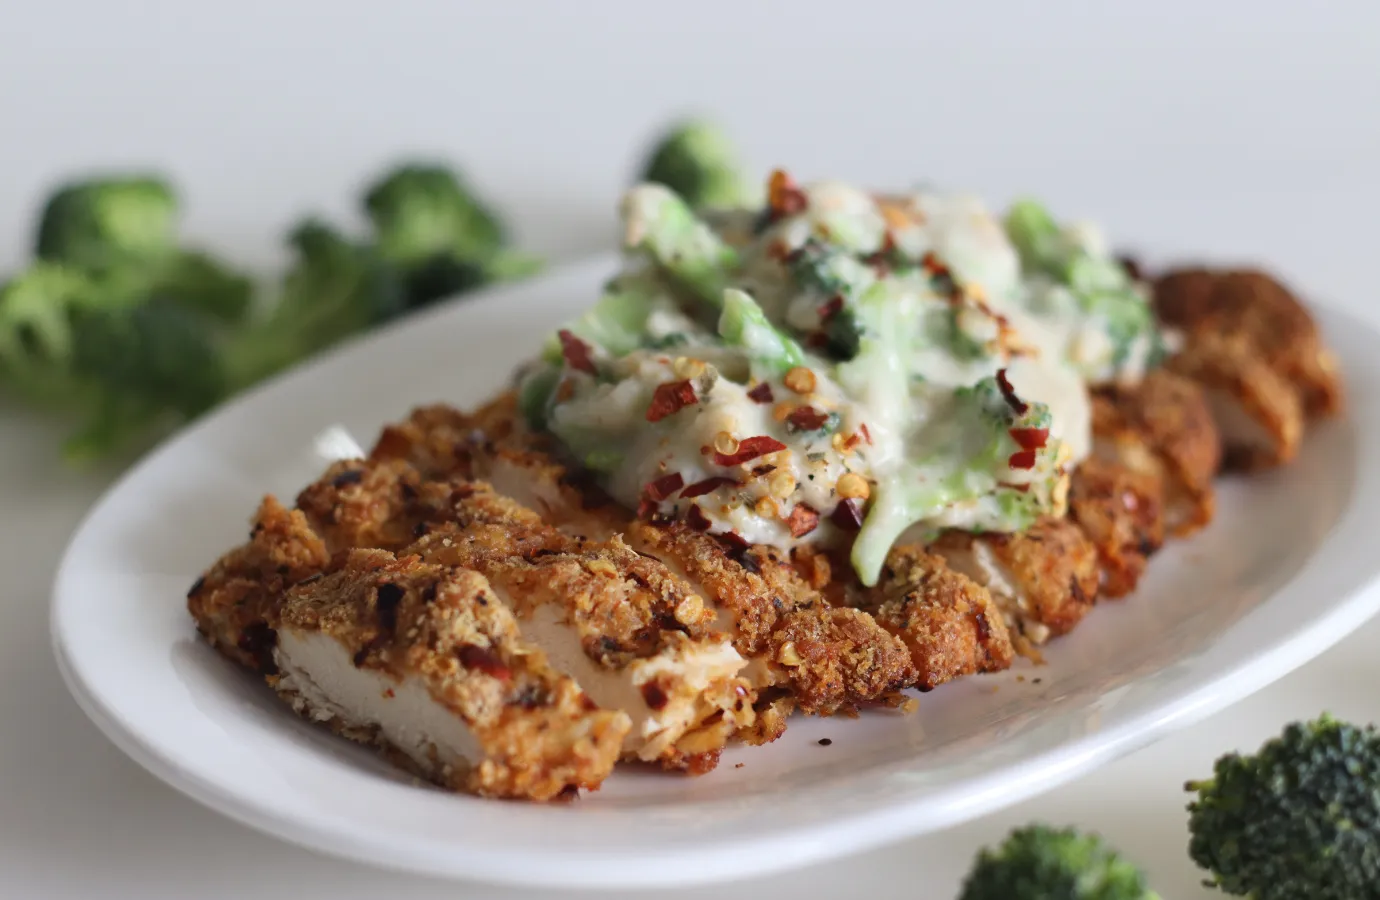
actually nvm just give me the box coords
[49,255,1380,889]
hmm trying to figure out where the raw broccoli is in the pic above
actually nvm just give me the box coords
[36,176,178,271]
[640,120,752,210]
[620,183,740,308]
[222,219,405,389]
[959,824,1159,900]
[146,250,254,324]
[1186,715,1380,899]
[363,162,540,309]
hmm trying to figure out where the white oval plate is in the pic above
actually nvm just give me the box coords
[51,256,1380,890]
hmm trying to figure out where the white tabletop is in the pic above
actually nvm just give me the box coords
[4,3,1379,897]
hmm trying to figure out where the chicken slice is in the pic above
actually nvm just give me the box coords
[271,548,629,800]
[407,512,755,774]
[929,517,1100,647]
[1091,367,1221,536]
[376,398,918,719]
[866,545,1015,691]
[1163,329,1303,472]
[628,521,915,716]
[187,495,330,672]
[1154,267,1344,418]
[1067,456,1165,599]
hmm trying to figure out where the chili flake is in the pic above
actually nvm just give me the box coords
[646,379,698,422]
[680,476,738,498]
[557,330,597,375]
[1009,427,1050,451]
[1009,449,1039,470]
[995,368,1029,415]
[644,472,685,502]
[830,498,865,531]
[767,169,808,220]
[785,405,839,434]
[713,435,787,467]
[785,503,820,538]
[747,382,775,404]
[685,504,712,531]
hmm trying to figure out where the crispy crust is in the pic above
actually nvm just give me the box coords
[764,607,916,715]
[1164,329,1304,472]
[273,548,629,800]
[1154,268,1344,418]
[868,545,1014,691]
[1092,368,1221,537]
[930,517,1100,643]
[187,495,330,672]
[1068,456,1165,599]
[407,516,754,772]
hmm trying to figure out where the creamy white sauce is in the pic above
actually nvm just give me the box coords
[274,629,482,773]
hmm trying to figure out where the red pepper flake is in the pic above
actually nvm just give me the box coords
[862,233,898,271]
[717,531,751,552]
[785,503,820,538]
[1009,449,1039,470]
[640,681,669,711]
[830,498,864,531]
[995,368,1029,415]
[636,498,658,520]
[767,169,808,220]
[713,435,787,467]
[646,379,698,422]
[680,476,738,498]
[1009,427,1050,451]
[456,643,512,681]
[747,382,775,404]
[686,504,712,531]
[644,472,685,502]
[921,252,949,276]
[786,405,830,432]
[557,329,597,375]
[819,296,844,321]
[859,423,873,445]
[751,464,777,477]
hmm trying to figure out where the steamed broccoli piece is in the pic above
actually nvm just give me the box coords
[620,183,739,307]
[640,120,752,210]
[787,239,876,361]
[850,372,1061,586]
[36,176,178,271]
[718,288,804,376]
[1186,715,1380,899]
[362,162,540,309]
[960,824,1159,900]
[1005,198,1162,378]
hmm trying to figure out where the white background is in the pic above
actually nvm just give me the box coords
[3,2,1378,896]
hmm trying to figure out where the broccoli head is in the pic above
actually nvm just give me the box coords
[36,176,178,271]
[640,119,752,210]
[960,824,1159,900]
[1186,714,1380,899]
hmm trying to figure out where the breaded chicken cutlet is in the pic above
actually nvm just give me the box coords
[1152,268,1344,470]
[371,395,918,722]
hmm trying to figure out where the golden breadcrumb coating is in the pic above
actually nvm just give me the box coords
[273,548,629,800]
[1163,329,1304,472]
[930,517,1100,644]
[1092,368,1221,537]
[1154,267,1344,418]
[1068,456,1166,599]
[187,495,330,672]
[867,545,1015,691]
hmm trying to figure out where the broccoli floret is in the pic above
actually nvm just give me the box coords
[148,250,254,324]
[718,288,805,376]
[362,162,539,309]
[786,239,876,361]
[222,219,404,389]
[640,120,752,210]
[1005,198,1162,380]
[620,183,739,308]
[35,176,178,271]
[1186,715,1380,899]
[960,824,1159,900]
[850,372,1063,586]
